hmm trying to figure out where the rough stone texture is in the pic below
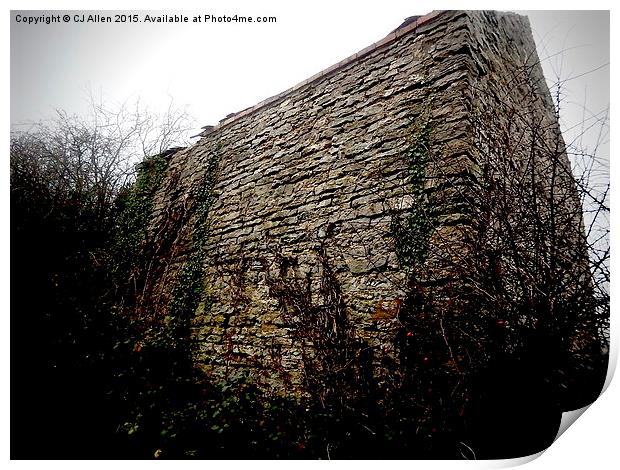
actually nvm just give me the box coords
[145,11,581,395]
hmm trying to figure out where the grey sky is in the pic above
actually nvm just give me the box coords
[11,7,430,129]
[11,10,609,151]
[523,11,609,166]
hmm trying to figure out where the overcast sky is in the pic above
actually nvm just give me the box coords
[10,8,609,157]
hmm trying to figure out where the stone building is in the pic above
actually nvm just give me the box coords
[142,10,600,402]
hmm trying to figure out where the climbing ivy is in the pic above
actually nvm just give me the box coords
[110,146,227,457]
[162,150,221,350]
[112,154,169,283]
[392,116,435,271]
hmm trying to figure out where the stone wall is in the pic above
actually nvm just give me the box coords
[144,10,582,395]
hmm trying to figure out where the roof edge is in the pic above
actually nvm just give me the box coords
[195,10,446,138]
